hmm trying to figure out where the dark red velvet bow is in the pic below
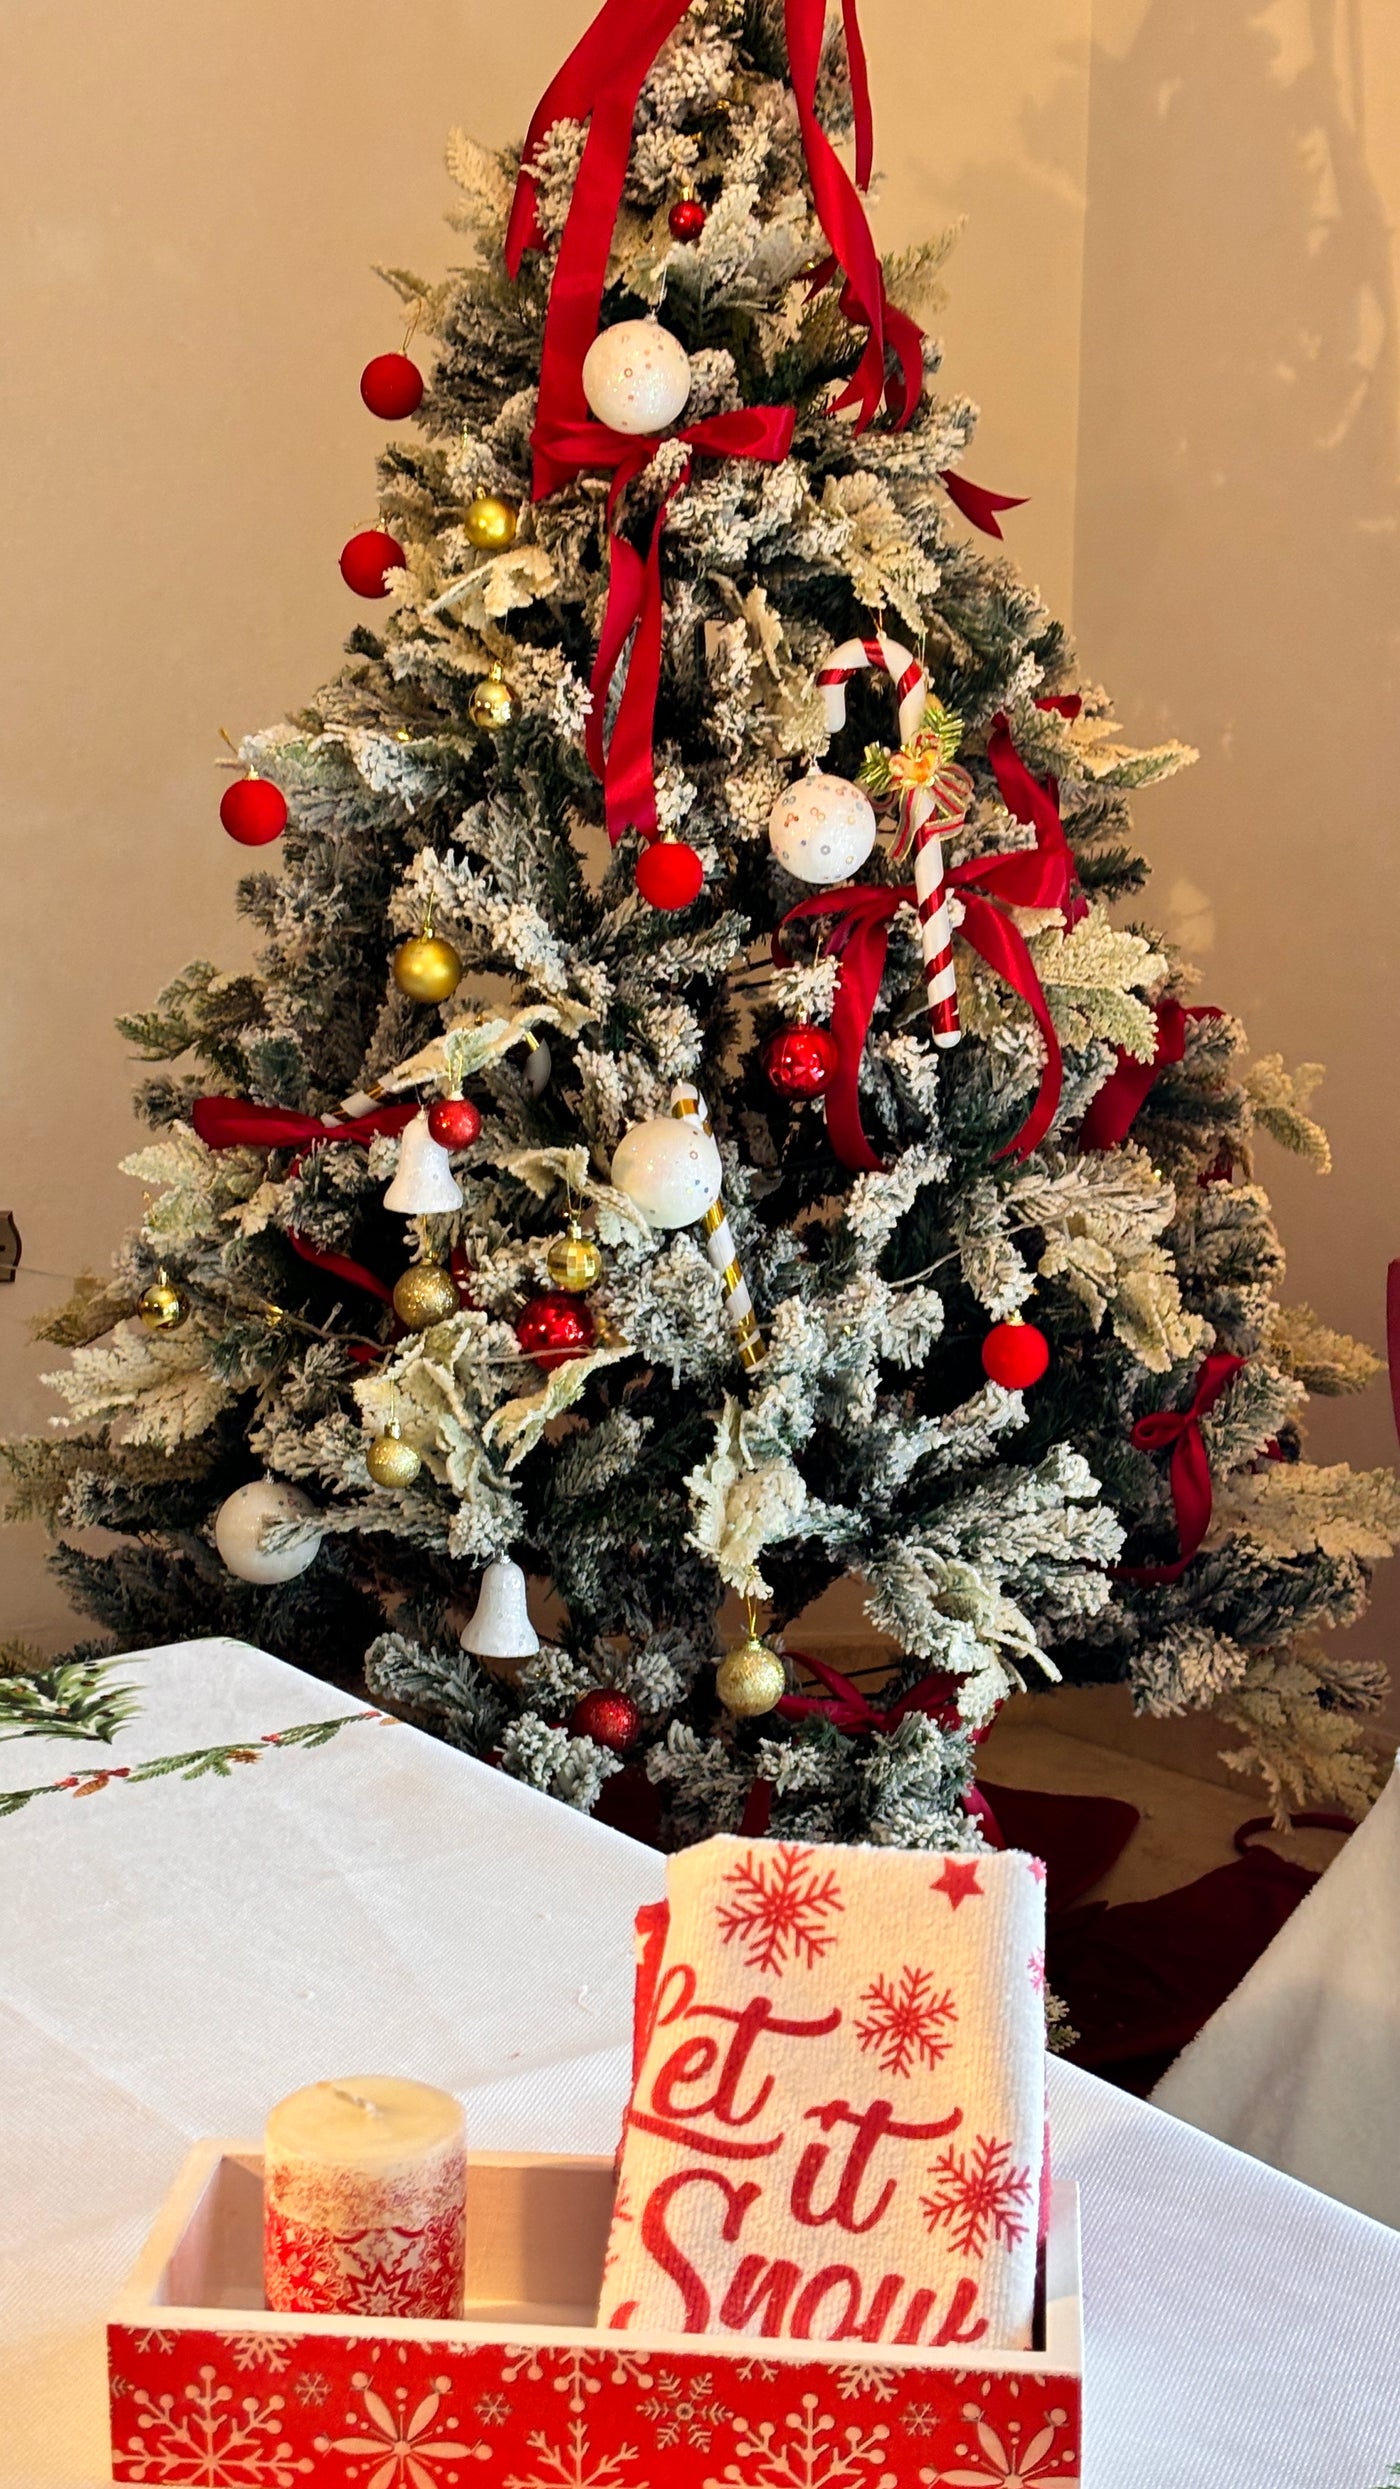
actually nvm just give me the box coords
[540,405,795,841]
[1078,998,1223,1152]
[191,1095,418,1305]
[774,713,1075,1170]
[754,1651,1003,1846]
[1120,1350,1246,1583]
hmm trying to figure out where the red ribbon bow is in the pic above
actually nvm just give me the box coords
[1120,1350,1246,1583]
[543,405,795,842]
[774,711,1075,1170]
[756,1650,1003,1846]
[191,1095,419,1306]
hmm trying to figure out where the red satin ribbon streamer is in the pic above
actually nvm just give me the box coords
[543,404,794,840]
[939,471,1029,538]
[1120,1350,1246,1583]
[1079,1000,1224,1151]
[191,1095,418,1306]
[775,714,1074,1170]
[784,0,921,428]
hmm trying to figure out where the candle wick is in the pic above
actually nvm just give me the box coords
[330,2085,387,2117]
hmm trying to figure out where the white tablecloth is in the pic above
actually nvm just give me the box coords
[3,1638,1399,2488]
[1153,1755,1400,2231]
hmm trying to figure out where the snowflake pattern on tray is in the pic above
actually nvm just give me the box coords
[921,2139,1034,2261]
[714,1845,844,1975]
[109,2325,1078,2489]
[853,1967,957,2078]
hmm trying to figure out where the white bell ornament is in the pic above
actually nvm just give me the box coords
[612,1113,723,1229]
[767,769,877,885]
[459,1555,540,1659]
[214,1479,322,1585]
[582,317,691,435]
[383,1109,464,1214]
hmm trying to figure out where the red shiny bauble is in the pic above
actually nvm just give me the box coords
[570,1688,641,1752]
[516,1291,595,1370]
[981,1319,1051,1390]
[360,352,424,419]
[635,838,704,910]
[339,528,408,598]
[668,196,707,242]
[219,777,287,846]
[427,1096,482,1150]
[449,1244,477,1306]
[763,1022,840,1099]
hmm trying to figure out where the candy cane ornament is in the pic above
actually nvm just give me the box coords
[670,1085,765,1372]
[818,633,973,1050]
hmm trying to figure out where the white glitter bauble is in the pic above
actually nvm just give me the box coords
[582,318,691,434]
[768,771,878,885]
[214,1479,322,1584]
[612,1115,723,1227]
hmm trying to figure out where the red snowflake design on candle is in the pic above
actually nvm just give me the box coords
[714,1846,844,1975]
[920,2138,1033,2261]
[853,1966,957,2078]
[265,2197,465,2319]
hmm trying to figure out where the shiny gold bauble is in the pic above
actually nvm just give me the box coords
[545,1225,604,1295]
[137,1276,189,1333]
[392,1262,462,1331]
[366,1425,423,1487]
[468,665,517,733]
[716,1635,787,1719]
[464,493,519,552]
[392,933,462,1003]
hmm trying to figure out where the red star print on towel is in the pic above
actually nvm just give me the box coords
[931,1858,984,1910]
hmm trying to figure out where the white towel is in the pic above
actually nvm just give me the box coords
[598,1834,1047,2350]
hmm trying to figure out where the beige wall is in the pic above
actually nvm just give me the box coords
[3,3,1395,1689]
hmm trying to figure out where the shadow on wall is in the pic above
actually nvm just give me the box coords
[1071,0,1400,1684]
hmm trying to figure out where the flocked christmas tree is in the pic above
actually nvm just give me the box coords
[7,0,1399,1843]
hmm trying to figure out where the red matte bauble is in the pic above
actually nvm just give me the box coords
[360,352,424,419]
[219,778,287,846]
[570,1688,641,1752]
[668,196,707,242]
[427,1097,482,1150]
[635,839,704,910]
[981,1320,1051,1389]
[339,528,408,598]
[449,1244,477,1306]
[516,1291,595,1370]
[763,1022,840,1100]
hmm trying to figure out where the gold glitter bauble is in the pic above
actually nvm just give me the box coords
[716,1635,787,1718]
[392,933,462,1003]
[366,1426,423,1487]
[137,1276,188,1332]
[468,665,517,732]
[392,1262,462,1331]
[545,1225,603,1295]
[464,493,519,552]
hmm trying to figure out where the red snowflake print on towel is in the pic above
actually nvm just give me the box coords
[715,1846,844,1975]
[921,2136,1033,2260]
[854,1967,957,2078]
[930,1859,983,1911]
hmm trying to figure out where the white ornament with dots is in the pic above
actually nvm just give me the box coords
[214,1478,322,1584]
[582,317,691,434]
[767,770,878,885]
[612,1114,722,1227]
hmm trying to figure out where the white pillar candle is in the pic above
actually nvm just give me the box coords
[263,2075,466,2318]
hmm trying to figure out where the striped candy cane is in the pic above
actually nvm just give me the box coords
[816,633,971,1050]
[670,1085,765,1372]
